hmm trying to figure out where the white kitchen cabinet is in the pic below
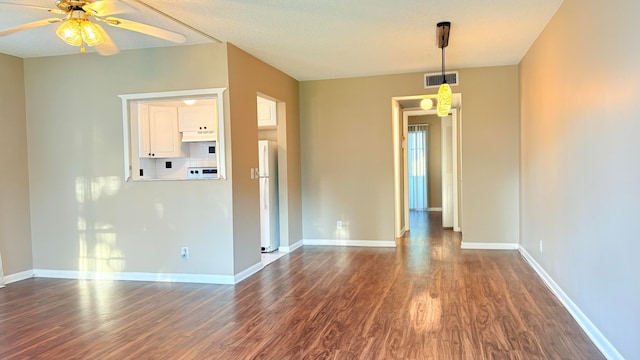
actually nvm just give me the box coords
[257,96,277,128]
[139,105,184,158]
[178,104,217,133]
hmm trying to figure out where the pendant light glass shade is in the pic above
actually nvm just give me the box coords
[437,83,451,116]
[56,20,83,46]
[420,98,433,110]
[80,21,104,47]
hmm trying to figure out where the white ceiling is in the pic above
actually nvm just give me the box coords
[0,0,563,81]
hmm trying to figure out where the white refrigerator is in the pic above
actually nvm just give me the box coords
[258,140,279,252]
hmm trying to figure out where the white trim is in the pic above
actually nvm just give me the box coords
[451,109,460,231]
[3,270,35,285]
[519,247,624,360]
[392,99,402,238]
[427,207,443,211]
[303,239,396,248]
[460,242,519,250]
[33,269,236,285]
[279,239,303,253]
[233,262,264,283]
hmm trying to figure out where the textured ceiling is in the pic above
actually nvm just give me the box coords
[0,0,563,80]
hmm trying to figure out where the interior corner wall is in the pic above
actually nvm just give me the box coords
[0,53,33,277]
[24,44,236,277]
[299,66,519,244]
[226,43,301,273]
[519,0,640,358]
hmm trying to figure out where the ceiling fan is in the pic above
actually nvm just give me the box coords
[0,0,186,55]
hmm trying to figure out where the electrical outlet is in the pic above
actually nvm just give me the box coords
[539,241,543,253]
[337,221,343,230]
[181,247,189,259]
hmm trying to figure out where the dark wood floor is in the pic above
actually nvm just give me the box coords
[0,211,603,359]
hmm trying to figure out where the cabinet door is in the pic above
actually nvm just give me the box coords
[149,106,181,158]
[257,97,277,128]
[178,105,216,133]
[138,104,152,158]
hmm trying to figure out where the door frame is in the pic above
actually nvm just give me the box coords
[392,95,462,237]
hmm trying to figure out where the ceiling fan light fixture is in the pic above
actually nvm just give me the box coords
[55,8,104,50]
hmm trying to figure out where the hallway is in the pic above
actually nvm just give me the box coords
[0,212,603,359]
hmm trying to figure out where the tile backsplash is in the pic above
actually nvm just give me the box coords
[139,142,218,180]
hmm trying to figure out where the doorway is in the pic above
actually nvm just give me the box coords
[257,94,289,265]
[392,95,462,238]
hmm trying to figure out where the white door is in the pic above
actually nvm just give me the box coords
[441,115,454,228]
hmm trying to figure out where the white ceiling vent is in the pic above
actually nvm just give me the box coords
[424,71,459,88]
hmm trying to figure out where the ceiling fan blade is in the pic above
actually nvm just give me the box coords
[83,0,133,17]
[102,17,186,43]
[94,24,119,56]
[0,2,66,15]
[0,18,62,37]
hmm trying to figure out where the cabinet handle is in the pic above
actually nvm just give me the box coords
[204,126,207,129]
[199,126,202,129]
[148,153,151,156]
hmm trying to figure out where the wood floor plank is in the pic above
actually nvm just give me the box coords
[0,212,605,359]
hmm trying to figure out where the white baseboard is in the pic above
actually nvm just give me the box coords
[33,269,237,285]
[3,270,34,285]
[303,239,396,248]
[519,247,624,360]
[233,262,264,283]
[460,242,519,250]
[279,239,303,253]
[427,207,443,211]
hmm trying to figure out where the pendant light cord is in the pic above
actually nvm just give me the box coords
[441,46,447,85]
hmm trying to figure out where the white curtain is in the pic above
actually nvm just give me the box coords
[0,250,5,288]
[408,125,428,210]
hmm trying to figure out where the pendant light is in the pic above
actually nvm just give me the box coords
[437,21,451,117]
[420,98,433,110]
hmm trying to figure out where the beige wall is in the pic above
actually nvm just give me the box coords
[300,66,519,243]
[24,44,237,276]
[519,0,640,358]
[226,44,302,272]
[0,53,33,277]
[408,115,442,208]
